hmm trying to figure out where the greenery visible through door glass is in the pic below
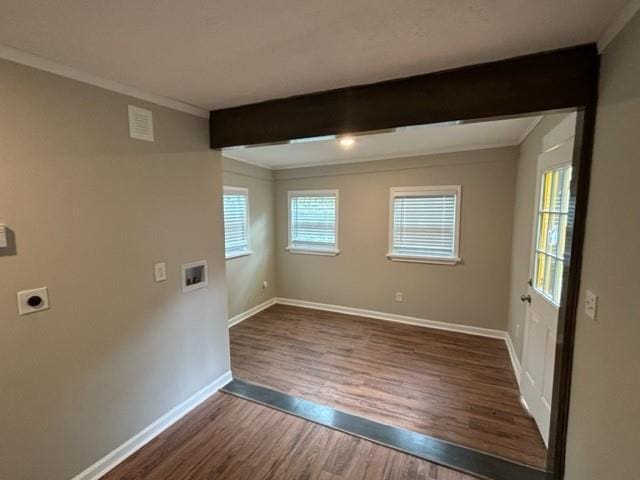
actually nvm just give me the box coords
[534,165,572,305]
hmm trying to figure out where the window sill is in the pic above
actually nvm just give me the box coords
[225,249,253,260]
[386,253,461,265]
[286,246,340,256]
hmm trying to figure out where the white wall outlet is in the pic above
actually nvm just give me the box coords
[584,290,598,320]
[17,287,50,315]
[262,280,268,289]
[395,292,403,302]
[154,262,167,282]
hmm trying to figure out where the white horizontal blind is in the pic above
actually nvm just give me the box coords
[290,192,337,249]
[391,188,459,259]
[223,188,249,256]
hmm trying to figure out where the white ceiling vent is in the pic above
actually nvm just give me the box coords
[128,105,154,142]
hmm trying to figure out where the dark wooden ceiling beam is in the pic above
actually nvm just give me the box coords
[209,43,598,149]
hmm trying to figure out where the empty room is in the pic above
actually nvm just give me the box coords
[1,2,639,480]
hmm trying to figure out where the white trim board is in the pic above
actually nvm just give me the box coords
[274,297,506,340]
[505,333,522,386]
[0,44,208,118]
[71,370,232,480]
[228,298,277,327]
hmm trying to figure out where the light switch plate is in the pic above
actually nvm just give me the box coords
[395,292,403,302]
[154,262,167,282]
[584,290,598,320]
[0,224,7,248]
[17,287,50,315]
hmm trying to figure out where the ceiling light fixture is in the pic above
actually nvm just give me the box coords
[339,136,355,148]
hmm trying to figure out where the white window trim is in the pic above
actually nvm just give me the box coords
[387,185,462,265]
[287,189,340,256]
[223,185,252,260]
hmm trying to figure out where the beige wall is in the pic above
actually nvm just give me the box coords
[506,113,568,359]
[274,148,518,331]
[222,157,277,318]
[0,59,230,480]
[565,11,640,480]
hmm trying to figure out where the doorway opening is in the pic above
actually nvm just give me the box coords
[220,110,583,480]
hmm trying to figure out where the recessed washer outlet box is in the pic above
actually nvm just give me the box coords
[181,260,208,293]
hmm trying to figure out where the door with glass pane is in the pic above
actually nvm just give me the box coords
[521,119,574,446]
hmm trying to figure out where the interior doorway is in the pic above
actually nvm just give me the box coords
[219,109,589,480]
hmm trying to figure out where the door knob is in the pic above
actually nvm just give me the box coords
[520,294,532,304]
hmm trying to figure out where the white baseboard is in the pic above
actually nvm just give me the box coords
[274,297,506,340]
[228,298,277,327]
[505,333,522,386]
[71,370,233,480]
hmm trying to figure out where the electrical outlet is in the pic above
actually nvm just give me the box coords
[584,290,598,320]
[395,292,403,302]
[262,280,268,289]
[17,287,50,315]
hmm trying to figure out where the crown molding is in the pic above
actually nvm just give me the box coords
[0,44,208,118]
[598,0,640,52]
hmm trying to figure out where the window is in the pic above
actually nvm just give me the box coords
[533,165,572,305]
[287,190,339,255]
[223,186,252,259]
[388,186,461,265]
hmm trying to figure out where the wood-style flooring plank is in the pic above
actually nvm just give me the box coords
[101,393,478,480]
[230,304,547,468]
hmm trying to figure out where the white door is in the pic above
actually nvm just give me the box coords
[520,114,575,446]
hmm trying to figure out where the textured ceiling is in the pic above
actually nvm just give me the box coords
[224,116,542,169]
[0,0,628,109]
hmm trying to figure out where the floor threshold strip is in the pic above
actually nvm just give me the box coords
[222,379,547,480]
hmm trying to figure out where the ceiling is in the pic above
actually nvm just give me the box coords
[223,116,542,169]
[0,1,630,111]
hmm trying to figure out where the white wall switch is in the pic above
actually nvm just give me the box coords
[584,290,598,320]
[262,280,268,289]
[17,287,50,315]
[395,292,403,302]
[154,262,167,282]
[0,224,7,248]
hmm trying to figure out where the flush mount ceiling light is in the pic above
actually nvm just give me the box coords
[339,136,355,148]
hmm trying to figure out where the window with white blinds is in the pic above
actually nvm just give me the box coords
[287,190,339,255]
[223,186,252,259]
[388,186,461,264]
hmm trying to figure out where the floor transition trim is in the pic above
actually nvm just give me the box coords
[71,370,233,480]
[222,379,547,480]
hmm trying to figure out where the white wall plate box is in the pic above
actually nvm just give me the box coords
[181,260,208,293]
[17,287,50,315]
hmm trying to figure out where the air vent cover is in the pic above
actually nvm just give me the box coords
[128,105,154,142]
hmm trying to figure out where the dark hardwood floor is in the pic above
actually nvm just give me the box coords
[101,392,479,480]
[230,304,547,469]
